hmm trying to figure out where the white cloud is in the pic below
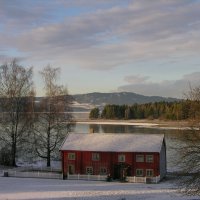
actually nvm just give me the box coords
[0,0,200,97]
[118,72,200,98]
[124,75,150,84]
[0,0,200,70]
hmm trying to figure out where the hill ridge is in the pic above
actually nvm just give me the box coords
[72,92,180,111]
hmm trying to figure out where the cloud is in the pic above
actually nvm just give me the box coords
[183,72,200,82]
[124,75,150,84]
[0,0,200,70]
[0,1,62,29]
[118,72,200,98]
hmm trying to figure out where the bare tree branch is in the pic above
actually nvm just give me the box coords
[33,65,74,167]
[0,59,34,166]
[175,85,200,196]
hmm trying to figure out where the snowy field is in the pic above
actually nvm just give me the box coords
[76,121,159,127]
[0,177,199,200]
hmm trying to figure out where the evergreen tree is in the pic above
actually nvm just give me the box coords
[89,107,100,119]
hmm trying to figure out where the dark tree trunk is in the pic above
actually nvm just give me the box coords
[47,149,51,167]
[47,128,51,167]
[11,141,17,166]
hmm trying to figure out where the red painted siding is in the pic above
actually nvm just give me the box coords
[134,153,160,176]
[61,150,161,178]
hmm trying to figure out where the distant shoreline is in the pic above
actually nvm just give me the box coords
[75,119,192,130]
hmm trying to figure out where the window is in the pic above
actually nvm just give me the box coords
[92,153,100,161]
[68,153,75,160]
[100,167,107,175]
[146,155,154,163]
[86,166,93,175]
[136,169,143,177]
[118,154,125,162]
[146,169,154,177]
[136,155,144,162]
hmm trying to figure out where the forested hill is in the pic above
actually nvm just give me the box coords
[73,92,179,106]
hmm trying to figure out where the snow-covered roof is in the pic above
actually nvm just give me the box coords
[60,133,165,153]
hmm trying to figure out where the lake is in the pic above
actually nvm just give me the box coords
[72,122,193,172]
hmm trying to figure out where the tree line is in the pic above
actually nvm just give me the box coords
[0,59,73,167]
[90,101,196,120]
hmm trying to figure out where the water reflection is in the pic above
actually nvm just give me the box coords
[73,123,192,135]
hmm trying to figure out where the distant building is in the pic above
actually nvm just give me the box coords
[60,133,166,183]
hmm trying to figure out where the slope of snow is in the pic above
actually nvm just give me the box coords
[0,177,197,200]
[60,133,164,153]
[72,101,95,109]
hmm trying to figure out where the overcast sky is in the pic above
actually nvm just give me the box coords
[0,0,200,98]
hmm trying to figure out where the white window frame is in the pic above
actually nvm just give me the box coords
[146,169,154,177]
[146,155,154,163]
[136,169,143,177]
[92,153,100,161]
[100,167,107,175]
[68,153,76,160]
[118,154,125,162]
[136,155,144,162]
[86,166,93,175]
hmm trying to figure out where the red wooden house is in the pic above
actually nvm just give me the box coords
[60,133,166,183]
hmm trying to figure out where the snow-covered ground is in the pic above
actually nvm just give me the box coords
[76,121,158,127]
[0,177,198,200]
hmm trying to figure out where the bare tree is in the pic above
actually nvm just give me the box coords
[33,65,73,167]
[176,85,200,195]
[0,59,34,166]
